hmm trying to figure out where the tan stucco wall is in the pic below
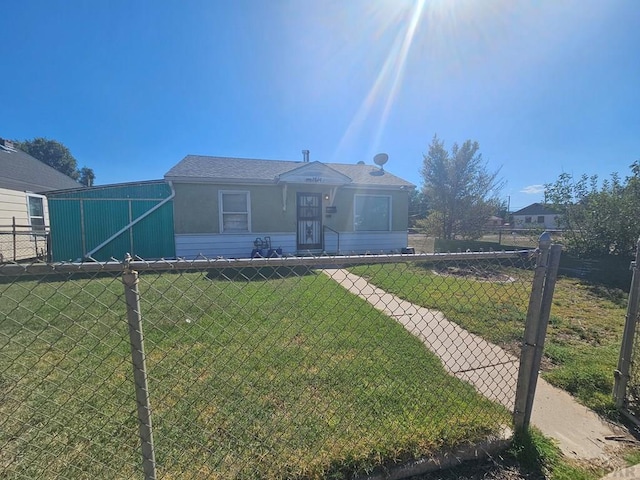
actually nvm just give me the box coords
[172,182,409,234]
[172,183,218,233]
[173,183,295,234]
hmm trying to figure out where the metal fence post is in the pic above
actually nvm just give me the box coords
[123,259,157,480]
[514,232,562,430]
[614,237,640,409]
[46,231,52,263]
[12,216,17,262]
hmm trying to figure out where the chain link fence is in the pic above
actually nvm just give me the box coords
[627,320,640,420]
[615,238,640,423]
[0,225,50,263]
[1,243,560,479]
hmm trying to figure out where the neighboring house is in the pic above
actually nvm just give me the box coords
[165,154,415,258]
[0,138,80,261]
[485,215,504,228]
[511,203,562,231]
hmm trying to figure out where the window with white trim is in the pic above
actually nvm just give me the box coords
[219,191,250,233]
[27,195,45,232]
[354,195,391,231]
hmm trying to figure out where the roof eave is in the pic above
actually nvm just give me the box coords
[164,175,277,185]
[342,184,413,191]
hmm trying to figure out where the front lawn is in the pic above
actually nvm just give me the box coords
[0,267,510,479]
[350,261,627,417]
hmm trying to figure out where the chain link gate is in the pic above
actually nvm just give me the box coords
[614,237,640,424]
[1,237,560,479]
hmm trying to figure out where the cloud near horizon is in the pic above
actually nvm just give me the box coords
[520,184,545,194]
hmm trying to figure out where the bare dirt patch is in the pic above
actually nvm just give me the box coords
[431,266,516,283]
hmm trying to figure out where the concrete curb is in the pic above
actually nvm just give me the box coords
[355,433,512,480]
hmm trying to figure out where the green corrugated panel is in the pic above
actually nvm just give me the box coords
[131,201,175,259]
[48,199,83,262]
[47,181,175,262]
[47,181,171,200]
[85,200,131,261]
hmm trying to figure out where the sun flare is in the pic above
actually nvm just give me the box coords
[331,0,512,162]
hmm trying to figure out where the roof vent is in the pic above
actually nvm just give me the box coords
[302,149,309,162]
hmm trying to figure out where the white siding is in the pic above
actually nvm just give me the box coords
[0,188,50,227]
[0,188,51,262]
[175,233,296,259]
[335,231,409,255]
[175,231,409,259]
[513,214,560,230]
[0,187,29,226]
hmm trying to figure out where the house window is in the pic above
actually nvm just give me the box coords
[537,216,545,224]
[524,216,532,224]
[219,191,250,233]
[27,195,45,232]
[354,195,391,231]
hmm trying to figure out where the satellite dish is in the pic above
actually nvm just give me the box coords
[373,153,389,171]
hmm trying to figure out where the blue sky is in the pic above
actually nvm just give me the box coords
[3,0,639,210]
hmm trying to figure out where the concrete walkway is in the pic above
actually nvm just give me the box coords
[324,269,632,467]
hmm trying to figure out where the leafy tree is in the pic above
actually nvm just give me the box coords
[544,162,640,257]
[14,137,96,185]
[79,167,95,187]
[419,135,504,240]
[407,188,428,228]
[15,138,79,179]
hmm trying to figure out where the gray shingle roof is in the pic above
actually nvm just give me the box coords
[0,144,81,192]
[165,155,415,188]
[512,203,561,216]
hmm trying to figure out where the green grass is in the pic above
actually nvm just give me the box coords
[349,261,628,418]
[543,279,627,417]
[350,260,534,347]
[0,269,510,479]
[509,428,603,480]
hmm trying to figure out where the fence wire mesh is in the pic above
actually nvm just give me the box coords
[1,251,539,479]
[627,315,640,419]
[615,241,640,424]
[0,228,49,263]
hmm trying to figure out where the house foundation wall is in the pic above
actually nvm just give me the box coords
[174,231,409,259]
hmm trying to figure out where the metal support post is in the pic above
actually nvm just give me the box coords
[514,232,562,430]
[123,260,157,480]
[46,231,52,263]
[12,216,17,262]
[614,238,640,408]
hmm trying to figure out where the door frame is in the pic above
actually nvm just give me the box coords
[296,192,323,251]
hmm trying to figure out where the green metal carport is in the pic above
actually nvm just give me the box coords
[47,180,175,262]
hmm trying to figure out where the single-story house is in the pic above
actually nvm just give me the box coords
[485,215,504,228]
[511,203,562,231]
[165,154,415,258]
[0,138,80,261]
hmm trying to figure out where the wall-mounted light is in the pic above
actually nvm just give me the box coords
[324,193,330,201]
